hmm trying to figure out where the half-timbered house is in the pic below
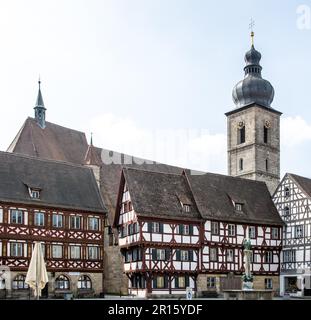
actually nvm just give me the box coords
[273,173,311,297]
[114,168,284,297]
[0,151,106,298]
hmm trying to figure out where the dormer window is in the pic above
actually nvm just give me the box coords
[29,188,40,199]
[182,204,191,213]
[235,203,243,212]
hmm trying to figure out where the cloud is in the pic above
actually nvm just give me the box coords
[87,113,227,173]
[281,116,311,147]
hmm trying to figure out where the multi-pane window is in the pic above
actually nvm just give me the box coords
[177,224,192,235]
[34,212,45,227]
[249,226,256,239]
[271,228,279,239]
[70,216,81,229]
[70,246,81,259]
[10,242,23,257]
[227,249,234,262]
[156,249,166,261]
[250,251,257,263]
[284,187,290,198]
[210,247,218,262]
[283,250,295,263]
[78,276,92,290]
[52,245,63,258]
[10,210,23,224]
[88,217,99,231]
[265,278,273,289]
[207,277,216,289]
[264,251,273,263]
[284,206,290,217]
[228,224,236,237]
[177,276,185,288]
[52,214,63,228]
[235,203,243,212]
[181,250,189,261]
[12,275,29,290]
[183,204,191,213]
[211,222,219,235]
[150,222,160,233]
[30,189,40,199]
[156,276,165,289]
[295,225,304,238]
[55,275,70,290]
[88,246,99,260]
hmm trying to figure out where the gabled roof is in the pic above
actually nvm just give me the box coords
[7,117,88,164]
[114,168,283,226]
[0,151,106,213]
[119,168,201,222]
[288,173,311,198]
[185,171,283,226]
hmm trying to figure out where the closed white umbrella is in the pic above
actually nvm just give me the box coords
[25,242,49,299]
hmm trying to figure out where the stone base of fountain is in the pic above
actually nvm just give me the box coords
[222,289,273,300]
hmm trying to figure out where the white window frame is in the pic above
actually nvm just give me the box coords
[52,214,63,228]
[88,246,99,260]
[151,222,160,233]
[295,225,303,238]
[88,217,99,231]
[10,242,23,257]
[157,249,166,261]
[228,224,236,237]
[181,250,189,261]
[70,246,81,259]
[211,221,219,235]
[264,251,273,263]
[70,216,81,230]
[227,249,234,262]
[265,278,273,289]
[34,212,45,227]
[271,227,279,239]
[10,210,23,224]
[52,245,63,259]
[249,226,256,239]
[210,247,217,262]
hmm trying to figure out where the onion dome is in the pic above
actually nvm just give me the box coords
[232,35,274,109]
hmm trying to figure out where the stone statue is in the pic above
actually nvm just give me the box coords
[242,237,253,290]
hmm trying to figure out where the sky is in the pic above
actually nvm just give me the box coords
[0,0,311,177]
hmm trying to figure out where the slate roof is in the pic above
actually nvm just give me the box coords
[289,173,311,198]
[0,151,106,213]
[7,117,88,165]
[118,168,283,226]
[121,168,201,221]
[185,171,284,226]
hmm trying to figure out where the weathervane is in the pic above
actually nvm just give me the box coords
[249,18,255,46]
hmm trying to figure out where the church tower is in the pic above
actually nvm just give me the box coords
[226,32,282,194]
[34,79,46,128]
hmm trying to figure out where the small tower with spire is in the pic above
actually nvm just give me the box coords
[34,78,46,129]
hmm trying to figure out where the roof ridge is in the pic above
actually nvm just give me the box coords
[123,166,185,177]
[1,150,92,171]
[27,117,86,135]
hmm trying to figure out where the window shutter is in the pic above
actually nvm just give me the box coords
[148,223,152,233]
[189,250,193,261]
[185,275,190,287]
[189,225,193,235]
[165,249,171,261]
[164,275,168,288]
[179,224,184,235]
[176,250,181,261]
[175,276,179,289]
[152,249,157,261]
[152,277,157,289]
[159,223,164,233]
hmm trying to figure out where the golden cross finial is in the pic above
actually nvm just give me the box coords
[249,18,255,46]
